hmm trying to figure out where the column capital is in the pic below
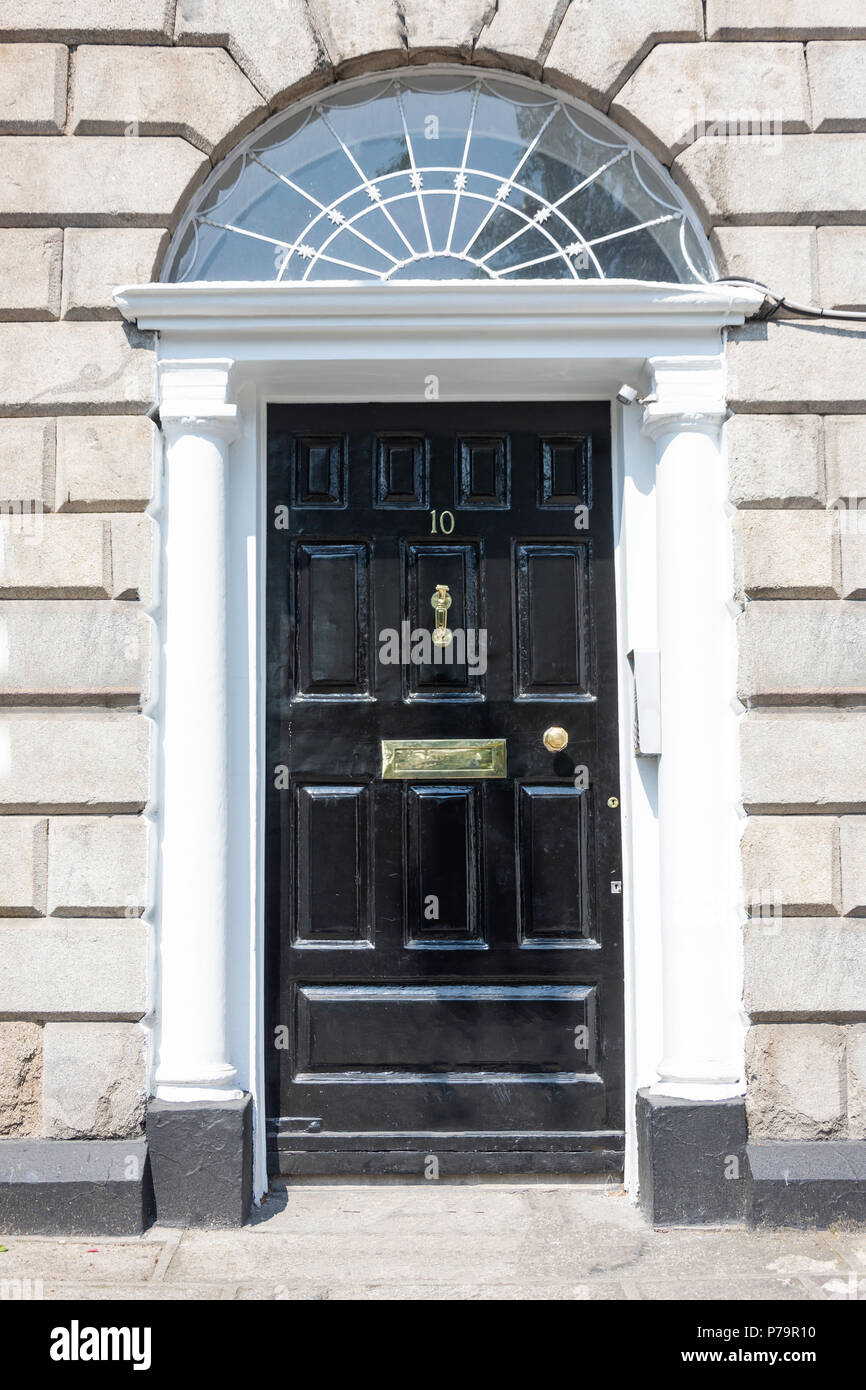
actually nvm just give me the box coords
[641,353,728,441]
[158,357,240,443]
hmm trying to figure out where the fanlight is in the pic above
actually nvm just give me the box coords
[164,70,713,285]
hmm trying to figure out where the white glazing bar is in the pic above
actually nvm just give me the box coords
[315,106,417,258]
[473,147,629,266]
[460,103,559,256]
[249,153,402,271]
[445,81,481,253]
[396,87,434,254]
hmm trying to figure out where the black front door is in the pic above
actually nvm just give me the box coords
[266,402,624,1174]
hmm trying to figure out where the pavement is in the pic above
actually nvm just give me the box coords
[2,1178,866,1301]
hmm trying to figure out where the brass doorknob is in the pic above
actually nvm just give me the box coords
[543,726,569,752]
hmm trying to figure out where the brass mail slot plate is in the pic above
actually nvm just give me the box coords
[381,738,507,780]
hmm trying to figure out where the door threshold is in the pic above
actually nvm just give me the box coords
[269,1148,624,1177]
[267,1173,624,1188]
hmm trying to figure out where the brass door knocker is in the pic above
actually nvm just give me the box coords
[431,583,453,647]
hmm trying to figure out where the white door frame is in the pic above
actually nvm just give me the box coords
[117,278,765,1202]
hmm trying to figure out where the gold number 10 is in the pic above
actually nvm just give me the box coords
[430,509,455,534]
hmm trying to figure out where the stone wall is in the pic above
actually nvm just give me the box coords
[0,0,863,1145]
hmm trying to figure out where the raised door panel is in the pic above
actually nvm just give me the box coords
[456,435,510,509]
[295,984,596,1073]
[293,542,370,699]
[293,435,346,507]
[517,785,593,944]
[404,784,484,947]
[538,435,590,507]
[402,541,483,700]
[515,542,590,699]
[295,784,372,945]
[376,434,429,507]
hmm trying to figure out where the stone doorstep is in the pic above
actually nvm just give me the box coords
[0,1139,150,1236]
[4,1120,866,1234]
[746,1141,866,1229]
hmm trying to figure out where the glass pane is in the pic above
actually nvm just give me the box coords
[164,70,712,285]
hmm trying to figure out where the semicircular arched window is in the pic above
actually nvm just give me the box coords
[164,69,713,285]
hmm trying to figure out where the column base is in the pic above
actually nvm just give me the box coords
[746,1142,866,1228]
[146,1094,252,1227]
[0,1139,151,1235]
[636,1089,747,1225]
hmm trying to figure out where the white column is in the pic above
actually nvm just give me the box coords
[154,361,243,1102]
[643,356,744,1100]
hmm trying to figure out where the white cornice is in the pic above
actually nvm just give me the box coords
[115,279,765,338]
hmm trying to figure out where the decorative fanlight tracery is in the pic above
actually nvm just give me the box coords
[164,71,713,286]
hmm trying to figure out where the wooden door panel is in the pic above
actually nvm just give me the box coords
[402,541,483,700]
[517,785,593,944]
[284,1071,608,1136]
[375,434,429,507]
[293,435,346,507]
[295,784,372,946]
[515,543,590,698]
[293,542,371,698]
[295,984,596,1072]
[404,784,484,947]
[539,435,590,507]
[456,435,510,508]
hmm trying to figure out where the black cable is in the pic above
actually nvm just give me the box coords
[715,276,866,323]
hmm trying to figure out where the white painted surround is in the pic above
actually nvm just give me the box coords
[116,278,765,1201]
